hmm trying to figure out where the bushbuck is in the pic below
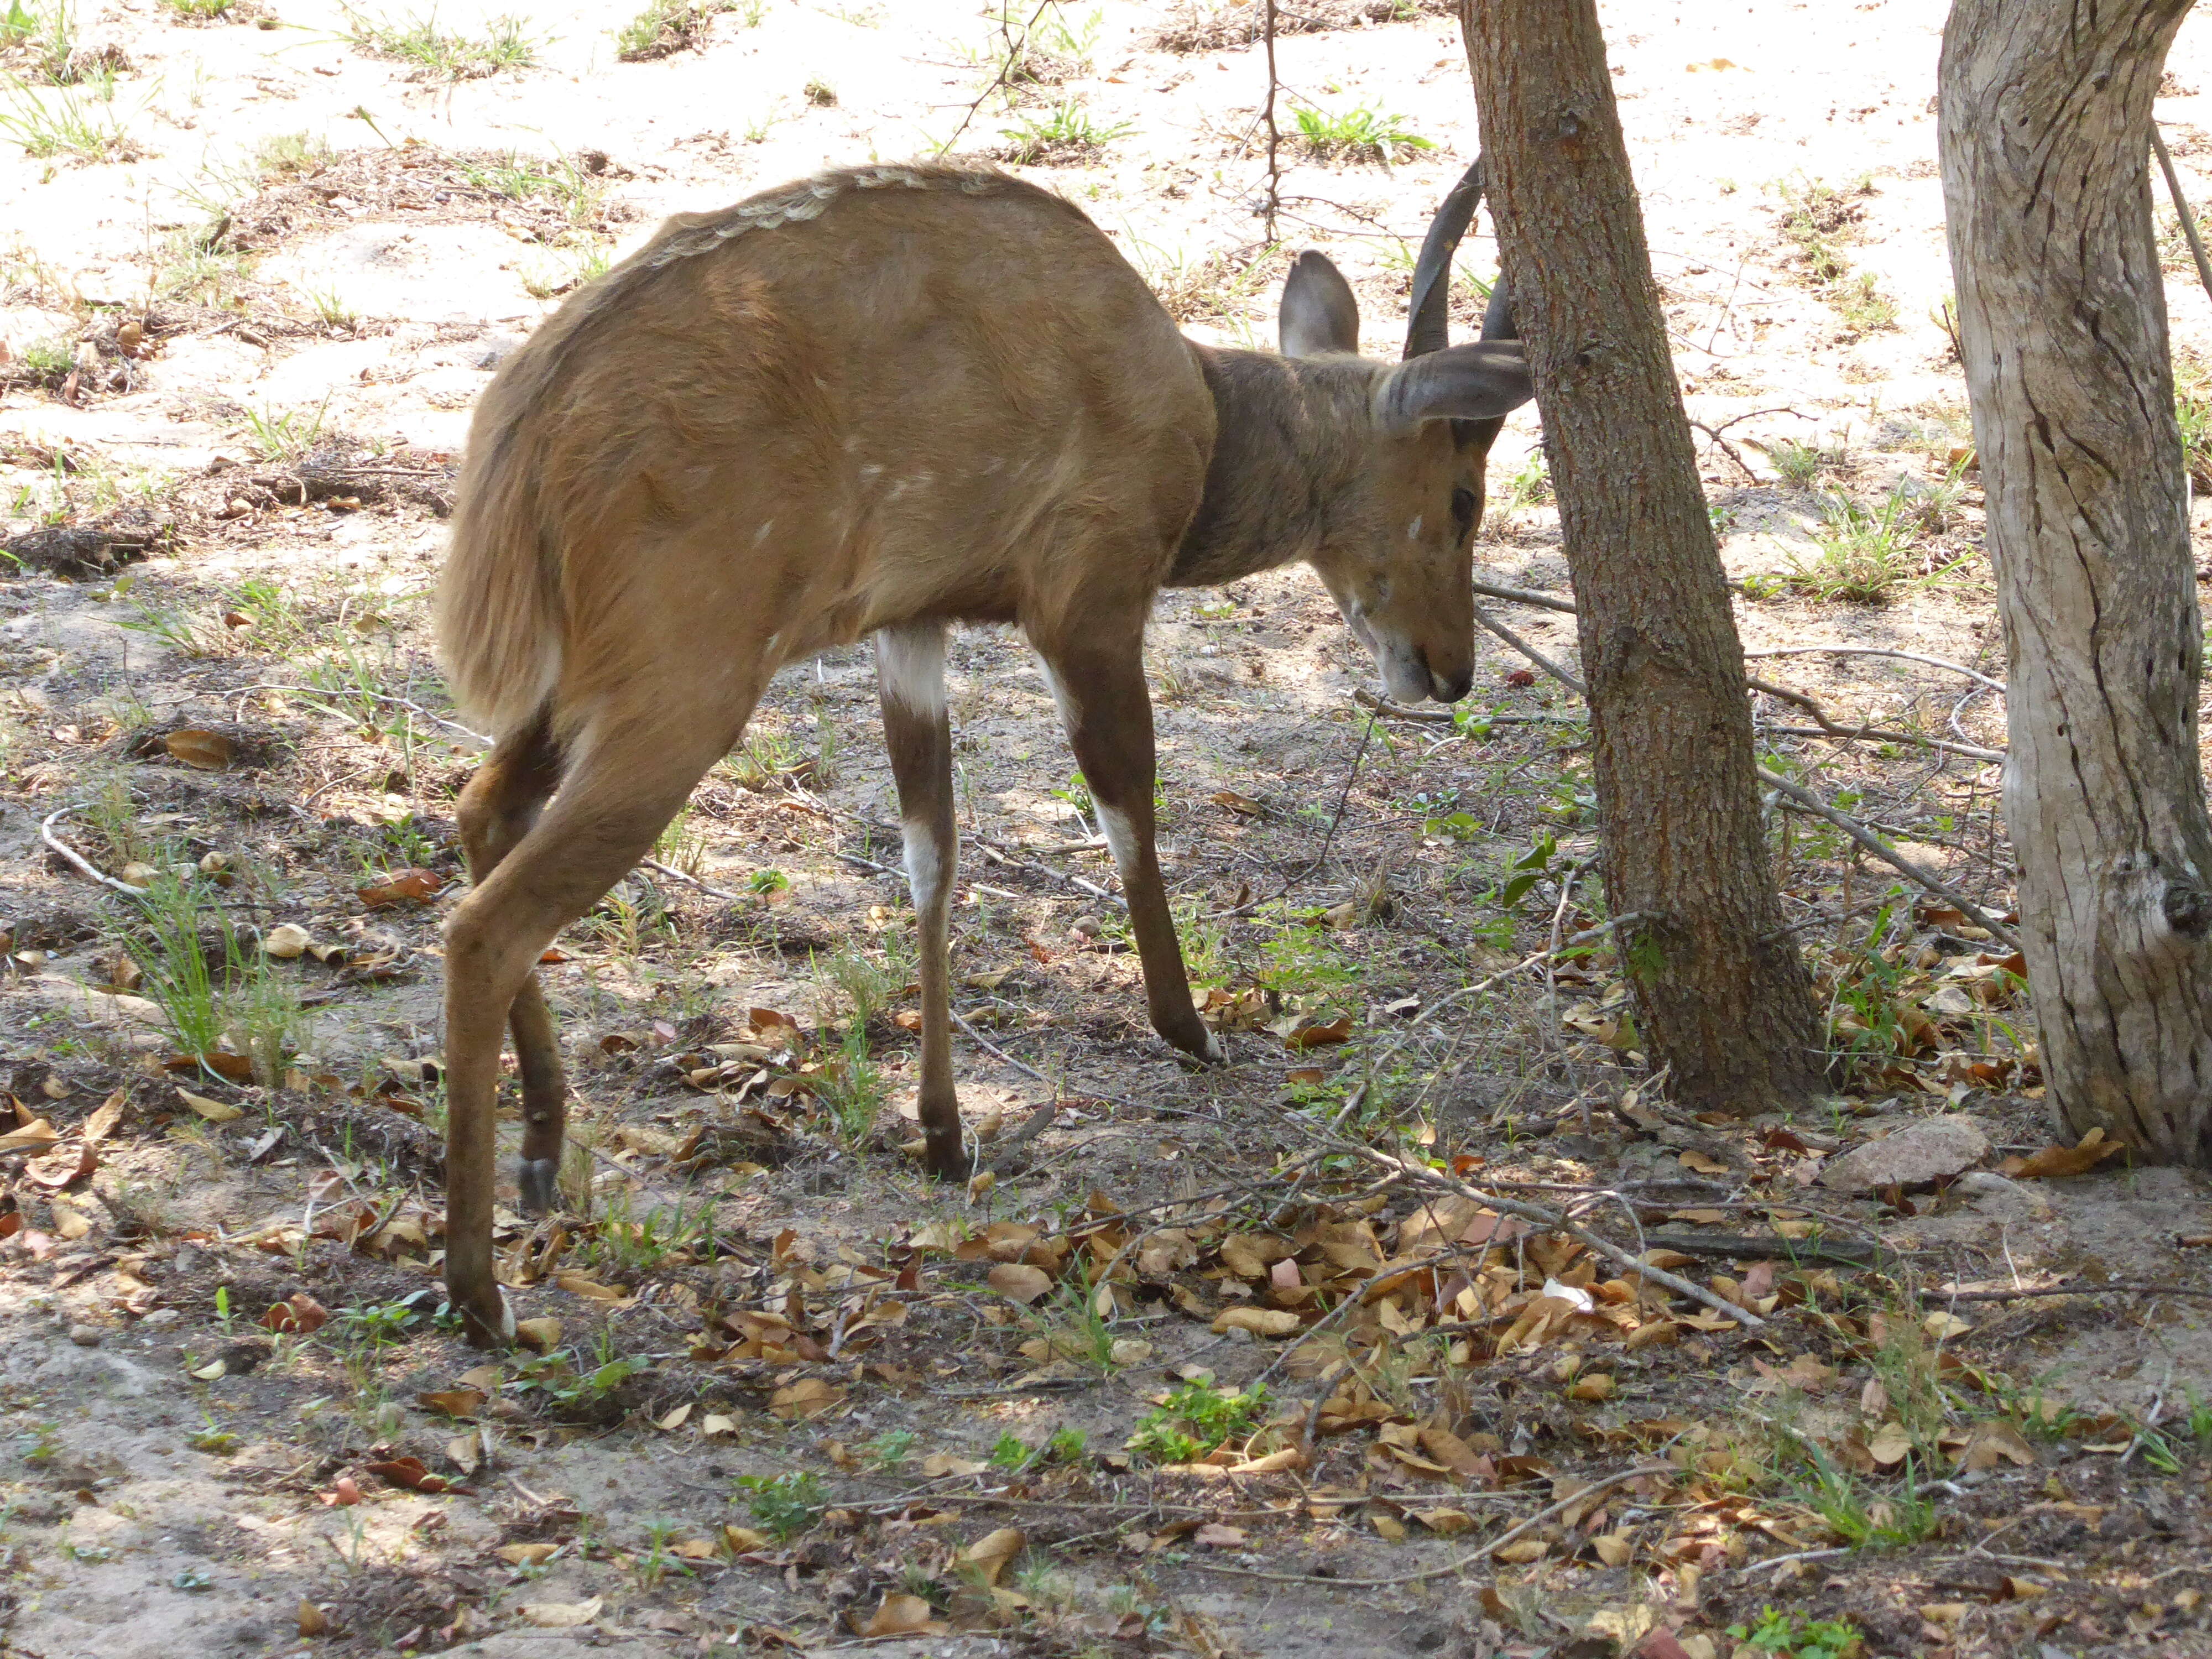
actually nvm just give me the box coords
[435,159,1531,1345]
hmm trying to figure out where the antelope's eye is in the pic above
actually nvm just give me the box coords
[1449,486,1479,534]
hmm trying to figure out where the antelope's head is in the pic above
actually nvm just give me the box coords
[1279,163,1534,705]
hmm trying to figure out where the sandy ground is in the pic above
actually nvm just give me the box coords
[1,2,2210,1656]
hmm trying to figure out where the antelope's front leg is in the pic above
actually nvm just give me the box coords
[876,622,970,1178]
[1034,632,1223,1064]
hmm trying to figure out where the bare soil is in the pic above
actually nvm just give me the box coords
[2,3,2210,1657]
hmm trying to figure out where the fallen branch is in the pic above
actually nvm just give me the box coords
[1287,1117,1765,1329]
[1183,1461,1678,1587]
[1931,1280,2212,1304]
[40,807,149,898]
[1471,575,1575,613]
[1740,646,2005,696]
[1757,768,2017,948]
[1472,602,1584,695]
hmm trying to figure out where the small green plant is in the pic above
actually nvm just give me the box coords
[1730,1608,1864,1659]
[614,0,758,59]
[1489,448,1550,526]
[338,1298,422,1350]
[1834,270,1897,335]
[254,130,329,177]
[862,1430,917,1468]
[1128,1379,1269,1464]
[748,867,789,896]
[1291,102,1432,164]
[239,399,326,463]
[18,1422,61,1465]
[802,75,835,106]
[1782,488,1922,604]
[340,8,535,80]
[576,1191,707,1276]
[1766,437,1834,489]
[816,1026,884,1147]
[988,1431,1034,1471]
[162,0,238,18]
[999,98,1128,164]
[818,942,899,1030]
[510,1347,646,1415]
[0,74,139,162]
[737,1470,827,1541]
[127,869,241,1059]
[187,1422,239,1454]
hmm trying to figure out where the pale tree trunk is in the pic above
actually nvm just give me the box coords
[1458,1,1823,1113]
[1941,0,2212,1167]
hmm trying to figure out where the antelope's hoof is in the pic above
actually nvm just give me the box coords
[517,1157,561,1218]
[922,1136,974,1183]
[1162,1018,1227,1065]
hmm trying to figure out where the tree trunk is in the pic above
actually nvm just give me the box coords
[1940,0,2212,1167]
[1458,0,1822,1113]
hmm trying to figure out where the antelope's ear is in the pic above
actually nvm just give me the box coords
[1279,251,1360,358]
[1375,341,1533,429]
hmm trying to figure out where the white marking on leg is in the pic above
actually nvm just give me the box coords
[902,820,950,919]
[1034,654,1076,728]
[877,622,946,716]
[1098,804,1144,877]
[1406,515,1423,540]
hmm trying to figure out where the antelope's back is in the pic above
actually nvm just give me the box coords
[456,164,1214,698]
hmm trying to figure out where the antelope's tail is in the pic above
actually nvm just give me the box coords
[436,422,561,739]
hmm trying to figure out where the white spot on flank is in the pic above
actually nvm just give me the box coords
[859,463,884,483]
[1098,804,1144,875]
[1407,515,1423,540]
[876,622,947,716]
[753,519,774,545]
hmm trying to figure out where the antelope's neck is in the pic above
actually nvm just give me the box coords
[1169,346,1374,588]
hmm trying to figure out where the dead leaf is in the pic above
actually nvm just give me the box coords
[0,1116,60,1154]
[519,1596,603,1629]
[1212,790,1267,817]
[514,1317,562,1352]
[176,1088,244,1123]
[164,728,234,770]
[988,1262,1054,1303]
[260,1293,329,1334]
[1211,1306,1302,1338]
[263,924,313,959]
[416,1387,487,1418]
[357,868,444,908]
[955,1527,1025,1584]
[921,1452,985,1477]
[1867,1421,1914,1467]
[82,1090,126,1144]
[857,1594,943,1637]
[366,1456,456,1493]
[1408,1507,1475,1536]
[1493,1536,1551,1563]
[297,1600,327,1636]
[2004,1128,2126,1180]
[769,1378,847,1420]
[723,1525,771,1553]
[499,1543,560,1567]
[1284,1015,1354,1051]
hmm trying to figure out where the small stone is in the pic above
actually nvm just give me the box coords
[68,1324,103,1347]
[1070,915,1102,938]
[1818,1114,1990,1193]
[140,1309,181,1328]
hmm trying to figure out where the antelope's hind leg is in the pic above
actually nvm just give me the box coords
[454,717,568,1217]
[876,622,968,1178]
[443,707,742,1347]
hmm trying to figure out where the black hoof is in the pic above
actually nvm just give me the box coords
[517,1157,561,1217]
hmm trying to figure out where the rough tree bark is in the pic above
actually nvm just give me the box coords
[1458,0,1822,1113]
[1941,0,2212,1167]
